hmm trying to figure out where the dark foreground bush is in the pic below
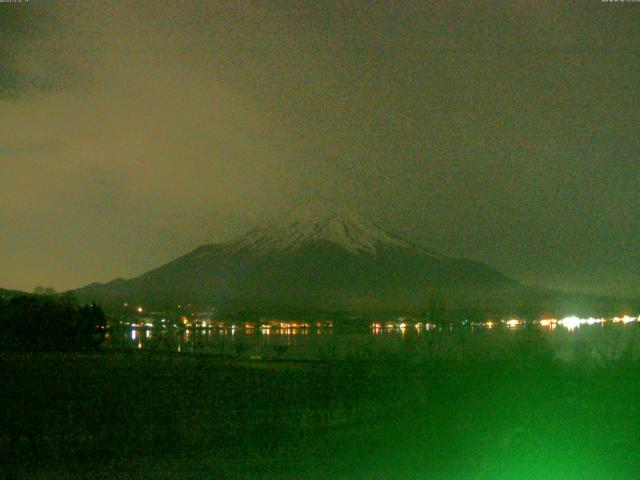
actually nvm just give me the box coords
[0,294,107,351]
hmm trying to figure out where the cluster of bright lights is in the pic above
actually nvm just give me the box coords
[584,317,603,325]
[613,315,637,324]
[483,315,639,331]
[122,309,639,343]
[555,315,637,330]
[371,322,436,333]
[559,316,582,331]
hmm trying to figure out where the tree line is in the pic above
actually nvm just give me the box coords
[0,291,107,351]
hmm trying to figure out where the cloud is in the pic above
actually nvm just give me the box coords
[0,2,310,289]
[0,1,638,295]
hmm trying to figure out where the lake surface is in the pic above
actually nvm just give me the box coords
[105,317,640,364]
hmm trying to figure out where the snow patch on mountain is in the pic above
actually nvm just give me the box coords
[226,204,435,255]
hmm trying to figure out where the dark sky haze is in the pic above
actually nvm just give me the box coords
[1,1,639,297]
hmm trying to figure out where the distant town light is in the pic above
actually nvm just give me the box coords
[506,319,520,328]
[136,306,143,313]
[559,316,581,331]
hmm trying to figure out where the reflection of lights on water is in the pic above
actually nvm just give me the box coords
[121,311,640,354]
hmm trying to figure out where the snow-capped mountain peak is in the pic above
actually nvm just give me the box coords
[227,204,432,255]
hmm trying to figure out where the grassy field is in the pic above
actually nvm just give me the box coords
[2,336,640,479]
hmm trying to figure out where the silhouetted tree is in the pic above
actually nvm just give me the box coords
[33,286,57,296]
[0,295,107,351]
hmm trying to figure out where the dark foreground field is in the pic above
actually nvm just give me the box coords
[2,336,640,479]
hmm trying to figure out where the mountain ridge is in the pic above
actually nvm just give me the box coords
[73,205,635,317]
[74,205,524,312]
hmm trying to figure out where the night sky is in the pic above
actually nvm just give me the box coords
[1,1,639,297]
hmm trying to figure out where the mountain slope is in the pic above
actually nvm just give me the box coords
[75,205,522,311]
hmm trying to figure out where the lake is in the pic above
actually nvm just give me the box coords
[106,316,640,364]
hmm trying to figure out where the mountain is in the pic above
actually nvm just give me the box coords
[74,205,633,317]
[75,205,527,313]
